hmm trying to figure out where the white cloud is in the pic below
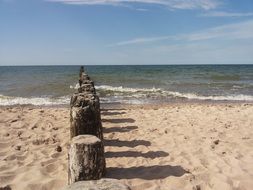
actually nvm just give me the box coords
[135,8,149,11]
[47,0,221,10]
[201,11,253,17]
[109,20,253,46]
[108,36,175,47]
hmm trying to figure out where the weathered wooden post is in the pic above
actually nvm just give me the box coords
[78,84,96,94]
[68,67,105,182]
[79,66,91,86]
[70,93,103,140]
[64,66,131,190]
[70,67,103,140]
[68,135,106,184]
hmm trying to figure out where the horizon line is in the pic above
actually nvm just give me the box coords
[0,63,253,67]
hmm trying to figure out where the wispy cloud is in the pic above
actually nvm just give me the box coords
[201,11,253,17]
[47,0,221,10]
[135,8,149,12]
[108,36,174,47]
[109,20,253,46]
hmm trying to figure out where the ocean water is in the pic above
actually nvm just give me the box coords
[0,65,253,106]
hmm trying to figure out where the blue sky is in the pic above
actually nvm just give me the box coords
[0,0,253,65]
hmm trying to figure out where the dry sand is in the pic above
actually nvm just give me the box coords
[0,103,253,190]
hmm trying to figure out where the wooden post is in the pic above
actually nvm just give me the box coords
[78,83,96,94]
[70,93,103,140]
[79,66,85,86]
[68,135,106,184]
[81,80,94,86]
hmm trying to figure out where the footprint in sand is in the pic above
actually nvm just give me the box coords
[0,141,12,149]
[44,163,58,173]
[51,152,61,159]
[16,152,29,162]
[0,172,16,184]
[41,158,58,167]
[4,154,18,161]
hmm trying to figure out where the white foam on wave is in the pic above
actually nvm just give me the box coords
[167,91,253,101]
[96,85,253,101]
[96,85,162,93]
[0,94,70,106]
[70,83,80,90]
[1,85,253,106]
[70,83,161,93]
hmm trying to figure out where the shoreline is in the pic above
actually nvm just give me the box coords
[1,100,253,109]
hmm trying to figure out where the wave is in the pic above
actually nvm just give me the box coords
[96,85,162,93]
[169,92,253,101]
[71,83,162,93]
[0,95,70,106]
[1,85,253,106]
[70,83,80,90]
[96,85,253,101]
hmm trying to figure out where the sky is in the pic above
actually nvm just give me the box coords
[0,0,253,65]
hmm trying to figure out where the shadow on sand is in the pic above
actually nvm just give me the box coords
[106,165,189,180]
[104,139,151,147]
[101,111,127,116]
[102,118,135,123]
[104,125,138,133]
[105,150,169,159]
[101,108,126,112]
[103,107,188,180]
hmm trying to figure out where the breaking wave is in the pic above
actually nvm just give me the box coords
[0,94,70,106]
[96,85,253,101]
[1,85,253,106]
[96,85,162,93]
[167,92,253,101]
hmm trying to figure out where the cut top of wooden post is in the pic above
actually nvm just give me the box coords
[68,135,106,183]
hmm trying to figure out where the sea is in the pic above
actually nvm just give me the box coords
[0,65,253,106]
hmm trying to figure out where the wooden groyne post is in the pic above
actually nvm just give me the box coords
[68,135,106,184]
[70,68,103,140]
[64,66,130,190]
[69,67,106,182]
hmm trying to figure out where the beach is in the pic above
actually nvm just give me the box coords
[1,103,253,190]
[2,0,253,188]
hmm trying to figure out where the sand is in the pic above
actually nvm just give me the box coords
[0,103,253,190]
